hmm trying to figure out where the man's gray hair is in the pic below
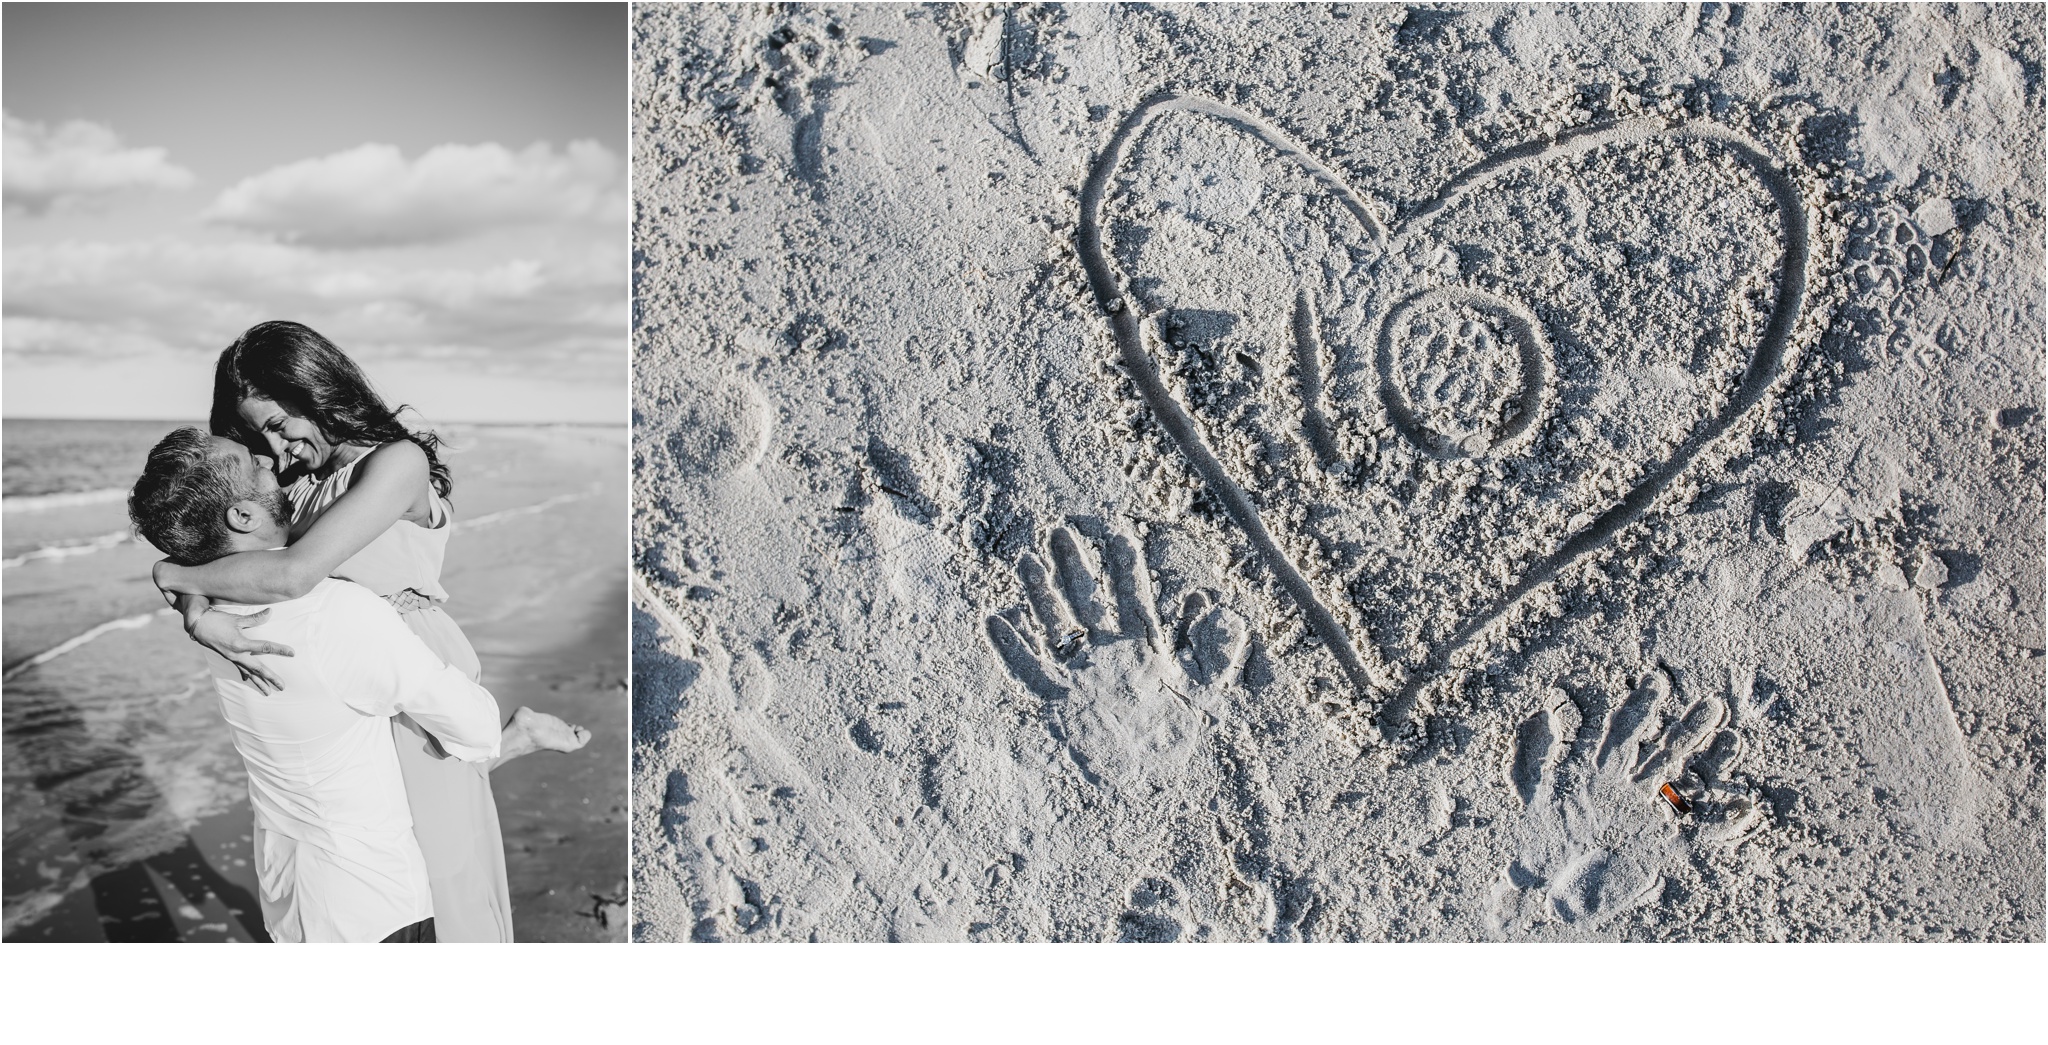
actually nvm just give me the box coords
[128,427,246,566]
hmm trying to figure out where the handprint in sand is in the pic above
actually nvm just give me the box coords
[986,525,1249,793]
[1488,666,1765,936]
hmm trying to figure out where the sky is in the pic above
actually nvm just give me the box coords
[2,3,627,423]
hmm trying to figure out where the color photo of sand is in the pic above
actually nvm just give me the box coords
[3,422,627,942]
[629,4,2043,941]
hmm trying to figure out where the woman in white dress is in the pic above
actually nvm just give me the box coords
[152,320,589,942]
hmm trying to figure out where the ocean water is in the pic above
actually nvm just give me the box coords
[1,419,200,570]
[3,422,628,940]
[2,419,199,500]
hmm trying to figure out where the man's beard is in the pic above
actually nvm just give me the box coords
[255,487,294,531]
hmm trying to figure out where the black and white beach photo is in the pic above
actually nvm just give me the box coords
[3,2,628,942]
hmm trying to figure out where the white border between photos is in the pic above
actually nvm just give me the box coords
[4,940,2041,1041]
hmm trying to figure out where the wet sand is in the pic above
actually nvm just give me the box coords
[453,426,630,942]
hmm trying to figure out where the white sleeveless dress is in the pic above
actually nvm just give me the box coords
[287,448,514,942]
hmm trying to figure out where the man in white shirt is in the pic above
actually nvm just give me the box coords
[128,427,503,942]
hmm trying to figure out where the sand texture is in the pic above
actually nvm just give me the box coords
[630,3,2043,941]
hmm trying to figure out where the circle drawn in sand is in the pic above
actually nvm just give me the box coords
[640,371,770,481]
[1377,289,1551,459]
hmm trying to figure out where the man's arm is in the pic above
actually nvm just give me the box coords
[318,583,502,762]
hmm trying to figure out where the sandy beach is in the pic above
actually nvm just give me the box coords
[3,422,626,942]
[629,4,2042,941]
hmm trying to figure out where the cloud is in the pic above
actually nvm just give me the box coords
[2,113,195,213]
[204,140,624,247]
[3,237,624,379]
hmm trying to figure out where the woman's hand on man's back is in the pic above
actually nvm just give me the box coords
[190,607,295,694]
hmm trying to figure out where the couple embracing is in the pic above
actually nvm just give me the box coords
[127,321,590,942]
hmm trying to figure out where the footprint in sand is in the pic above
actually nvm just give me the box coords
[1115,875,1190,943]
[630,578,873,941]
[634,365,771,489]
[1078,93,1812,737]
[985,524,1250,793]
[1488,665,1765,936]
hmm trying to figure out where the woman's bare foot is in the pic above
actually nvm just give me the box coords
[514,706,592,753]
[490,707,593,770]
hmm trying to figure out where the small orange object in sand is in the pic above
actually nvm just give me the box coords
[1659,782,1692,815]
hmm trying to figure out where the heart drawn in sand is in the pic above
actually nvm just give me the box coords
[1077,93,1809,737]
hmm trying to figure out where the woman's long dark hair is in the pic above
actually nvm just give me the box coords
[209,321,453,498]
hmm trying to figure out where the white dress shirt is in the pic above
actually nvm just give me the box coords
[208,578,502,943]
